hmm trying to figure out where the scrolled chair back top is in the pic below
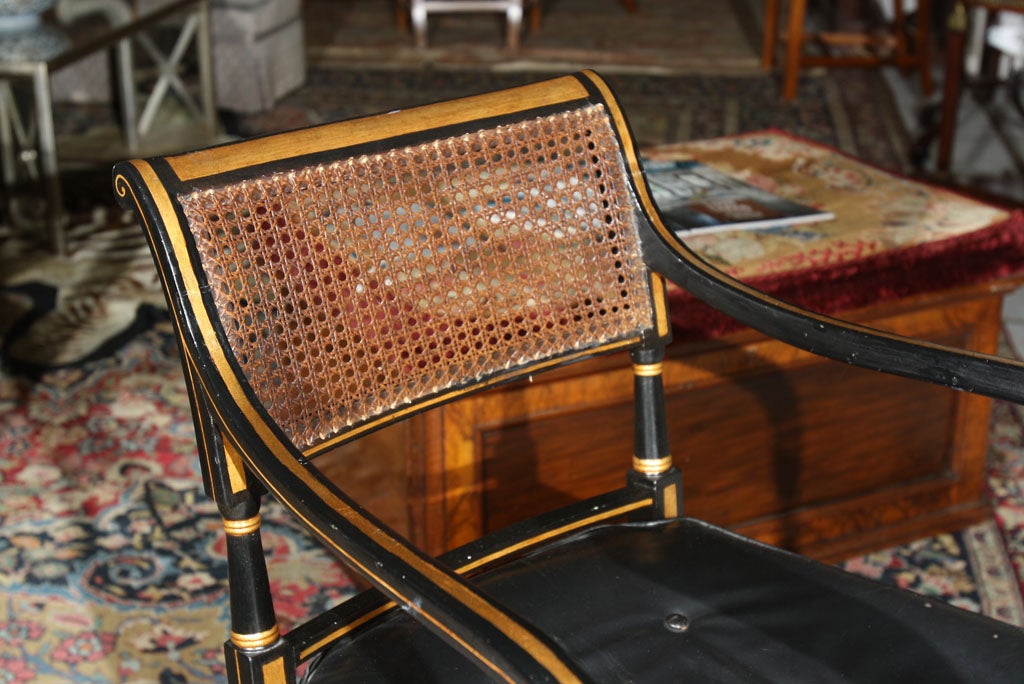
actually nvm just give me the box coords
[115,71,671,457]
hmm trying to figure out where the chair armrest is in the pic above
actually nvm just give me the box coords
[639,226,1024,404]
[289,488,654,666]
[234,431,598,684]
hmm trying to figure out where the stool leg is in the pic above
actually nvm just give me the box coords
[763,0,779,69]
[783,0,807,99]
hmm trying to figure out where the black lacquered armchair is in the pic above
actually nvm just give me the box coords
[114,70,1024,683]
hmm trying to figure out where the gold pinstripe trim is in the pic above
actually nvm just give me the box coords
[298,497,654,661]
[223,514,261,536]
[299,604,393,661]
[262,656,287,684]
[662,484,679,519]
[231,624,280,650]
[633,362,663,377]
[166,76,590,180]
[222,438,249,494]
[649,273,670,337]
[457,499,653,574]
[632,455,673,476]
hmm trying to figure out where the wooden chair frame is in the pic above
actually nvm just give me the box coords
[763,0,934,99]
[114,70,1024,683]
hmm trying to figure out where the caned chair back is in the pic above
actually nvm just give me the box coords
[120,73,669,461]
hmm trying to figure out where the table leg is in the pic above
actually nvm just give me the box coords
[0,82,19,193]
[783,0,807,100]
[196,0,217,135]
[762,0,779,70]
[937,2,969,173]
[31,63,66,257]
[116,36,138,152]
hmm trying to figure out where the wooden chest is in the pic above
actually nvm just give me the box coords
[322,279,1017,561]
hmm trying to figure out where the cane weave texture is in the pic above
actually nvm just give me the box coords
[177,104,656,451]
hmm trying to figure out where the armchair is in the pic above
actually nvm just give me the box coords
[113,70,1024,683]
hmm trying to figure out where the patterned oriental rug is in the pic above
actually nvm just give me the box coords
[0,324,1022,682]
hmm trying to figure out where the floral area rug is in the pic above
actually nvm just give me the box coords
[840,395,1024,627]
[0,324,355,683]
[0,322,1022,682]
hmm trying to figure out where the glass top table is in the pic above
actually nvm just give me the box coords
[0,0,217,256]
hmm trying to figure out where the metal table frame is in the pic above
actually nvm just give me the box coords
[0,0,216,256]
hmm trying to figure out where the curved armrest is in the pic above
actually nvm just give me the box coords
[231,427,596,684]
[639,226,1024,405]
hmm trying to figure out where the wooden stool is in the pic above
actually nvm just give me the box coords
[403,0,526,49]
[763,0,934,100]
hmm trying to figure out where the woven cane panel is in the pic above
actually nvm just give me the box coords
[177,104,654,451]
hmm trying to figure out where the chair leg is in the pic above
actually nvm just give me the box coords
[528,0,541,31]
[783,0,808,100]
[395,0,410,32]
[410,0,427,48]
[219,504,293,683]
[506,2,523,50]
[762,0,779,69]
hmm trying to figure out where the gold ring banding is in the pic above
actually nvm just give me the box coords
[633,362,663,377]
[633,455,673,475]
[231,624,280,650]
[223,514,261,536]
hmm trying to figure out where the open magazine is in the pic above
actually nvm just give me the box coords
[644,159,834,235]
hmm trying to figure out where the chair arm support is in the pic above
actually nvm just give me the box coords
[640,227,1024,405]
[235,433,597,684]
[290,488,654,665]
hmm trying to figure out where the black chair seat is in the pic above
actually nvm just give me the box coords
[306,518,1024,683]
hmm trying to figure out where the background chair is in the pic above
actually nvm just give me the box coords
[114,70,1024,682]
[933,1,1024,171]
[763,0,934,99]
[407,0,525,49]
